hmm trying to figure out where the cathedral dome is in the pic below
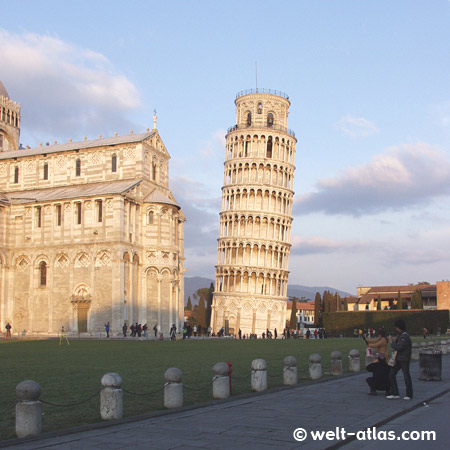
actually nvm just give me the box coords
[0,80,10,99]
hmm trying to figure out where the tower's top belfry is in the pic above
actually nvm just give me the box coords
[232,88,294,138]
[0,80,21,152]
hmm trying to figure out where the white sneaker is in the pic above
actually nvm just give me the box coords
[386,395,400,399]
[403,396,411,400]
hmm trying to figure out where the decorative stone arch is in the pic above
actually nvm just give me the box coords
[95,249,112,267]
[132,253,140,264]
[54,252,69,268]
[15,253,31,270]
[74,251,90,268]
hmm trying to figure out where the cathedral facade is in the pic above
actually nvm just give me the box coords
[0,81,185,336]
[211,89,297,336]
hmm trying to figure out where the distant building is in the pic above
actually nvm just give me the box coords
[286,301,315,327]
[0,81,185,336]
[355,283,449,311]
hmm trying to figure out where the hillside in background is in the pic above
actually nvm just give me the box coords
[184,276,352,305]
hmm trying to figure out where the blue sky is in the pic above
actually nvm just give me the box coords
[2,0,450,294]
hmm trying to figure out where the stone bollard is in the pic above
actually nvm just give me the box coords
[251,359,267,392]
[440,340,447,355]
[16,380,42,438]
[100,373,123,420]
[411,343,420,360]
[164,368,183,408]
[330,351,343,376]
[309,353,322,380]
[348,349,360,373]
[283,356,297,386]
[212,362,230,399]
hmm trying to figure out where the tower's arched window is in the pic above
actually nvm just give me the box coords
[111,154,117,172]
[152,163,156,181]
[75,158,81,177]
[43,163,49,180]
[148,211,154,224]
[257,102,263,114]
[266,137,273,158]
[39,261,47,286]
[267,113,274,127]
[14,166,19,183]
[246,112,252,126]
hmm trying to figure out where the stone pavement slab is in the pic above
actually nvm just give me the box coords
[3,355,450,450]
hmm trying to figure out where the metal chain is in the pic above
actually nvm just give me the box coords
[231,373,251,380]
[183,383,212,392]
[122,386,165,396]
[40,389,101,407]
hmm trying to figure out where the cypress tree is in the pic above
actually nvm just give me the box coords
[205,282,214,327]
[411,290,423,309]
[397,291,402,309]
[289,298,297,329]
[343,298,349,311]
[377,295,382,310]
[314,292,321,326]
[197,297,206,328]
[186,296,192,311]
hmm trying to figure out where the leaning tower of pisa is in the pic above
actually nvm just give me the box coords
[211,89,297,336]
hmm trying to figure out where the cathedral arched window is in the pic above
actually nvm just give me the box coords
[43,163,49,180]
[75,158,81,177]
[257,102,263,114]
[111,154,117,172]
[13,166,19,183]
[152,163,156,181]
[246,112,252,126]
[39,261,47,286]
[267,113,274,127]
[148,211,154,224]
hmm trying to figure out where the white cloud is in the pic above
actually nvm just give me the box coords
[0,29,142,144]
[294,142,450,216]
[290,235,367,255]
[336,114,379,138]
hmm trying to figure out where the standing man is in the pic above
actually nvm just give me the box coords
[387,319,413,400]
[5,322,12,339]
[104,322,110,338]
[153,323,158,337]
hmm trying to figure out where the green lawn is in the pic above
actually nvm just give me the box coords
[1,337,368,440]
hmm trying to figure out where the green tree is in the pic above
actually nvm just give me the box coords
[197,297,206,329]
[289,297,298,329]
[332,293,339,312]
[343,298,349,311]
[314,292,321,326]
[323,291,331,313]
[205,282,214,328]
[186,296,192,311]
[377,295,382,311]
[411,290,423,309]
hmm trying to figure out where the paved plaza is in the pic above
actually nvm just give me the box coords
[3,355,449,450]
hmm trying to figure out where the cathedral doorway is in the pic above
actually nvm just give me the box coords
[77,305,89,332]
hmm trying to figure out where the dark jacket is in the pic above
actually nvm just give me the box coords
[391,331,412,362]
[366,360,390,390]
